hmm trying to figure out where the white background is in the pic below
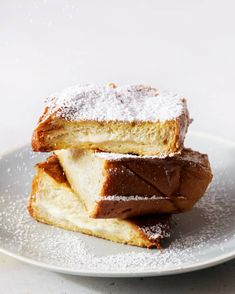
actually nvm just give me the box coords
[0,0,235,293]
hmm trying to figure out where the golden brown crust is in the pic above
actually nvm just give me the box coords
[102,161,159,196]
[91,148,213,218]
[130,214,171,248]
[36,155,68,185]
[32,107,54,152]
[28,157,171,248]
[92,197,188,219]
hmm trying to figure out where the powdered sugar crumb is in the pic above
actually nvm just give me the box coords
[46,84,187,123]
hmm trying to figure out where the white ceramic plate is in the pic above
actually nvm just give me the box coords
[0,131,234,277]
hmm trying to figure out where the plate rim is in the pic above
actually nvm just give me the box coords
[0,131,235,277]
[0,245,235,277]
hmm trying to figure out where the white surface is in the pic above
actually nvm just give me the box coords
[0,256,234,294]
[0,0,235,293]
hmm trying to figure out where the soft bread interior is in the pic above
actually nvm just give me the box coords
[55,149,105,213]
[33,119,185,156]
[28,157,170,248]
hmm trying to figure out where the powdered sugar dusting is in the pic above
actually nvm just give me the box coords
[95,151,173,160]
[46,84,187,122]
[0,144,234,274]
[98,195,180,201]
[95,148,208,168]
[95,148,202,161]
[141,224,171,240]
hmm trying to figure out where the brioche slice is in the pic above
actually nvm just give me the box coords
[28,155,171,248]
[32,84,190,156]
[56,148,213,219]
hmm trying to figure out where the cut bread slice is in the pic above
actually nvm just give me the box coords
[32,84,190,156]
[56,148,213,219]
[28,155,171,248]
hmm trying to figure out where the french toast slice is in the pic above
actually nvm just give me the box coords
[55,148,213,219]
[32,84,190,156]
[28,155,171,248]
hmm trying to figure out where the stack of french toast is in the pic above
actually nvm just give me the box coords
[28,84,213,248]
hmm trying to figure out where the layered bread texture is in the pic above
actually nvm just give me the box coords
[28,155,171,248]
[32,84,190,156]
[55,148,213,219]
